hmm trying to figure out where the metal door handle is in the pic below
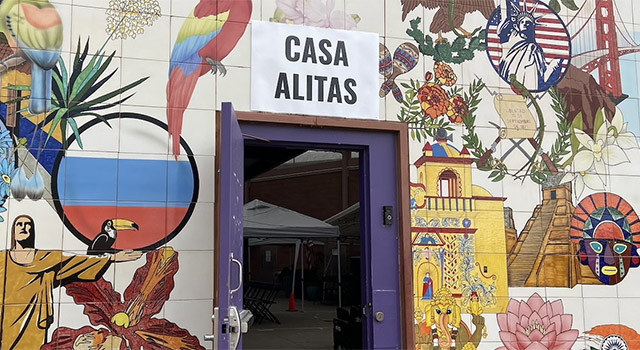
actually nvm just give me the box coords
[230,256,242,294]
[203,335,214,342]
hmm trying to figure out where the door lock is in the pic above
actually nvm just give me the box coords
[375,311,385,322]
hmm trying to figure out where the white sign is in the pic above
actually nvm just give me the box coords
[251,21,379,120]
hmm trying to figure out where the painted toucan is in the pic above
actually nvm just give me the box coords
[87,219,139,255]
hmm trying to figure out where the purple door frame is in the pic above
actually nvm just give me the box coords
[235,112,412,349]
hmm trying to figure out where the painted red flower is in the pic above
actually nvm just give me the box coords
[446,95,468,124]
[42,248,204,350]
[497,293,579,350]
[417,83,450,119]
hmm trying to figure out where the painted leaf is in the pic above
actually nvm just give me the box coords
[593,108,606,140]
[133,318,205,350]
[570,112,583,155]
[561,0,579,10]
[123,248,179,327]
[64,278,124,328]
[549,0,561,13]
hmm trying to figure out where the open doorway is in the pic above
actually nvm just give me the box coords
[214,104,412,350]
[242,147,362,349]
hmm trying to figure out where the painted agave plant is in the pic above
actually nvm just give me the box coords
[43,248,205,350]
[8,38,148,149]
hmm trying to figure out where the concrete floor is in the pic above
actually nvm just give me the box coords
[243,297,338,349]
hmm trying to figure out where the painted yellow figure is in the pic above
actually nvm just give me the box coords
[419,287,486,350]
[468,292,483,316]
[0,215,142,350]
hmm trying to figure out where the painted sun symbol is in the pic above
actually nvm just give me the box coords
[601,335,628,350]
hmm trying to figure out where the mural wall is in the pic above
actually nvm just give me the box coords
[0,0,638,349]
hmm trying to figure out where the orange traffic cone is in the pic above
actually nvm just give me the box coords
[286,292,297,312]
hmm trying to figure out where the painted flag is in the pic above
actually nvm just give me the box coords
[485,0,571,89]
[53,114,198,250]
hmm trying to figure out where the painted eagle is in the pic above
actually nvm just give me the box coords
[401,0,496,39]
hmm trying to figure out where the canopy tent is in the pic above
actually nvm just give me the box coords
[244,199,340,238]
[243,199,341,310]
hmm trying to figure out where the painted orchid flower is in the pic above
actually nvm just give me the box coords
[497,293,579,350]
[43,248,205,350]
[275,0,358,29]
[560,169,605,199]
[573,123,629,175]
[611,107,639,150]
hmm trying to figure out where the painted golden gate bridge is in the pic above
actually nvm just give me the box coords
[569,0,640,100]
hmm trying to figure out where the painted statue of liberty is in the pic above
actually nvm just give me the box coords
[497,0,564,90]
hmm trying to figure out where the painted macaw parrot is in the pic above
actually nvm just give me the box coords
[166,0,252,157]
[0,0,63,115]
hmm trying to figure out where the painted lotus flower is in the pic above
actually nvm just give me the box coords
[497,293,579,350]
[417,83,449,119]
[43,248,204,350]
[273,0,359,29]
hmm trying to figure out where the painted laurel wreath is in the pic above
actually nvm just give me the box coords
[398,62,571,184]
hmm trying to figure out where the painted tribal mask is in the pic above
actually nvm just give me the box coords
[571,193,640,285]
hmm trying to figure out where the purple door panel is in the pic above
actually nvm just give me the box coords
[216,102,245,349]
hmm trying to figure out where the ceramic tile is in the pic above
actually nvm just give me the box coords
[120,57,169,109]
[176,108,217,157]
[385,0,423,40]
[69,4,123,57]
[616,268,640,298]
[545,284,584,298]
[169,250,214,300]
[183,71,218,112]
[162,299,214,349]
[583,296,620,330]
[215,65,251,112]
[190,155,214,203]
[261,0,278,23]
[56,301,103,332]
[506,286,546,299]
[118,106,171,155]
[121,14,171,62]
[65,112,122,154]
[111,250,148,292]
[51,2,74,55]
[346,0,384,36]
[220,21,252,70]
[167,202,214,252]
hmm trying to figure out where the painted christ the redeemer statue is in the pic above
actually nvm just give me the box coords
[0,215,142,350]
